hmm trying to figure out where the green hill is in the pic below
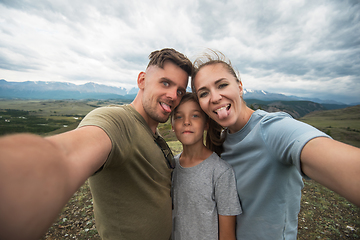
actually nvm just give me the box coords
[299,105,360,148]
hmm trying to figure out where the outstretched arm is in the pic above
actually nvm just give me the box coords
[301,137,360,207]
[218,215,237,240]
[0,126,111,240]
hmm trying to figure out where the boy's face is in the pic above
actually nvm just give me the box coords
[172,100,208,147]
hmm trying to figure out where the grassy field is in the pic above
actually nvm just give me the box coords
[299,105,360,148]
[0,100,359,239]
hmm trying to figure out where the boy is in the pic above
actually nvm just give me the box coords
[171,92,242,240]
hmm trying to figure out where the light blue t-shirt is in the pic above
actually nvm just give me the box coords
[221,110,329,240]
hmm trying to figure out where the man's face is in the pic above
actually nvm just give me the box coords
[141,61,189,124]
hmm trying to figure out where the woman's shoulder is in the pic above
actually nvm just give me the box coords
[255,109,293,121]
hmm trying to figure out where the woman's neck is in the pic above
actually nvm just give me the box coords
[228,105,255,134]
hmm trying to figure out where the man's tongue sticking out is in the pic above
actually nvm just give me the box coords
[161,102,171,113]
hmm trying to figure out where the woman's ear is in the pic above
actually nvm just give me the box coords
[238,80,244,97]
[137,72,146,90]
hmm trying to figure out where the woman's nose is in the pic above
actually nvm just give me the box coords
[210,91,222,103]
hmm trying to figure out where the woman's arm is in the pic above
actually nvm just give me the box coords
[218,215,237,240]
[301,137,360,206]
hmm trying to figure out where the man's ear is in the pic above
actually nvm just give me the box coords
[137,72,146,90]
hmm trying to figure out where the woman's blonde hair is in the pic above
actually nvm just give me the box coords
[191,49,241,94]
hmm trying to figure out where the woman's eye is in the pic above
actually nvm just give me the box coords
[198,91,208,98]
[218,83,228,89]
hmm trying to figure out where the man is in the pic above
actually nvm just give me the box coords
[0,48,193,240]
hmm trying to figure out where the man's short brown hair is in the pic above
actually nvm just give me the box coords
[147,48,193,76]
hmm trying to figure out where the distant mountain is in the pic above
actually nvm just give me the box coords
[0,80,350,110]
[242,89,346,106]
[245,99,327,118]
[0,79,129,100]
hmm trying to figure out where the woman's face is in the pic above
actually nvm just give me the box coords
[193,63,244,131]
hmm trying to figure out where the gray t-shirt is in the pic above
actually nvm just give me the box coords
[172,152,242,240]
[222,110,330,239]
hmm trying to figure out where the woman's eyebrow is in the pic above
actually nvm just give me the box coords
[196,78,227,92]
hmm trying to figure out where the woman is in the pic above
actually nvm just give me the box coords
[191,50,360,239]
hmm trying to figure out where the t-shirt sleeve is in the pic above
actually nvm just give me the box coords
[77,106,129,171]
[260,112,331,177]
[215,166,242,216]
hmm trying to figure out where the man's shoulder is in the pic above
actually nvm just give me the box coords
[84,104,134,119]
[91,104,129,113]
[78,104,136,130]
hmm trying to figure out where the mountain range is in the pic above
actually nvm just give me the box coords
[0,79,353,110]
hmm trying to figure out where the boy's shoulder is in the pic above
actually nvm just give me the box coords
[206,152,234,171]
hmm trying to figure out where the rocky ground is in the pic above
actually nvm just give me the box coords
[41,180,359,240]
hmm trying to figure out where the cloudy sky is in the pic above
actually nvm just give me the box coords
[0,0,359,104]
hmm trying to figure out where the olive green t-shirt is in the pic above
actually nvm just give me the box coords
[78,104,173,240]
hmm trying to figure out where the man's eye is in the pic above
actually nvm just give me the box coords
[162,82,169,87]
[177,90,184,96]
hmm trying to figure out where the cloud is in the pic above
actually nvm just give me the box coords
[0,0,359,104]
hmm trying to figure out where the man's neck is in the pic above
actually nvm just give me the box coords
[130,99,159,134]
